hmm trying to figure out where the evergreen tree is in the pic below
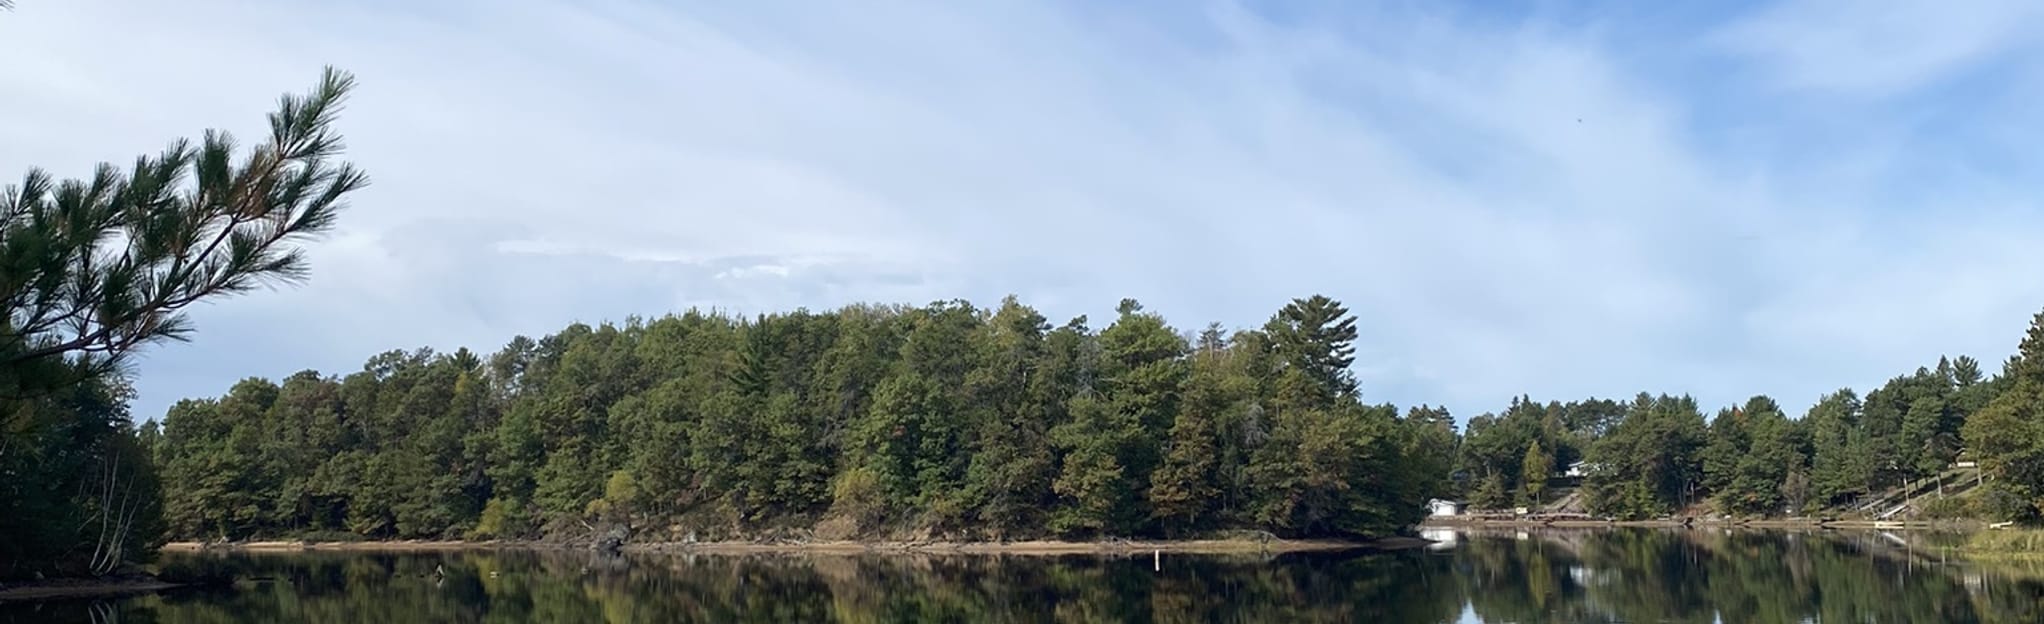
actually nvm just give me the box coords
[1703,405,1750,496]
[1263,295,1360,405]
[1962,310,2044,521]
[1583,394,1706,520]
[1050,299,1186,535]
[1519,440,1551,506]
[961,297,1057,535]
[1147,332,1235,532]
[1805,390,1869,508]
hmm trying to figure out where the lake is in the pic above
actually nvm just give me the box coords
[7,528,2044,623]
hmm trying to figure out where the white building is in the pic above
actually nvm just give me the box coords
[1428,498,1463,517]
[1564,461,1598,478]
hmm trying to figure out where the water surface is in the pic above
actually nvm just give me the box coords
[8,528,2044,623]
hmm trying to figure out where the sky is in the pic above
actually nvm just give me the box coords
[4,0,2043,424]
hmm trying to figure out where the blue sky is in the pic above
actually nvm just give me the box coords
[4,0,2043,424]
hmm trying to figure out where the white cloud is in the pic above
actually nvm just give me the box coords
[1711,0,2044,96]
[1,0,2040,423]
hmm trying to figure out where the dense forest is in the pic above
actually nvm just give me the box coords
[1454,315,2044,522]
[147,295,1455,543]
[146,303,2044,544]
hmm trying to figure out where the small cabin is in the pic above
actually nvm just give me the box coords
[1428,499,1463,517]
[1564,461,1599,478]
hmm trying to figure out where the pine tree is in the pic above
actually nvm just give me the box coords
[1148,341,1234,532]
[1263,295,1360,405]
[1961,310,2044,521]
[1520,440,1551,506]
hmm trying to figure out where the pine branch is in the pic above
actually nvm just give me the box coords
[1,67,366,380]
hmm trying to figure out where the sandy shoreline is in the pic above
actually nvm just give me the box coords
[161,536,1423,556]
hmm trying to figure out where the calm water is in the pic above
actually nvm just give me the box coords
[8,529,2044,623]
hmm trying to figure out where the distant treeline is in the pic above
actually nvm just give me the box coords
[150,296,1456,542]
[1457,311,2044,521]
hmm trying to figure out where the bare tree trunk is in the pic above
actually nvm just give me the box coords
[87,453,119,574]
[84,449,144,576]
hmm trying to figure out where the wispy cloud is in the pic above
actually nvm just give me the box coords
[1710,0,2044,96]
[2,0,2039,422]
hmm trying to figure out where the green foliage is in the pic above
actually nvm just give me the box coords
[143,296,2044,544]
[1519,440,1550,506]
[959,298,1057,536]
[153,294,1444,542]
[1583,394,1706,520]
[1805,390,1870,508]
[1148,336,1256,533]
[829,466,887,531]
[1470,472,1510,509]
[1249,403,1415,536]
[468,497,527,540]
[1457,396,1590,507]
[1263,295,1359,403]
[1917,493,1975,520]
[585,470,639,521]
[1397,405,1458,506]
[144,290,1447,540]
[0,374,165,578]
[0,69,361,579]
[1963,311,2044,522]
[1,67,366,397]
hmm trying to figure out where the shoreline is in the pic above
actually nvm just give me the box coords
[1419,517,1982,531]
[161,536,1428,556]
[0,577,186,604]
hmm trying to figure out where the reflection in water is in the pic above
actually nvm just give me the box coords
[6,529,2044,623]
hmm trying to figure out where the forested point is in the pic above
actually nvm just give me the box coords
[147,295,1452,544]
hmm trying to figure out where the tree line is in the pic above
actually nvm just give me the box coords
[1453,311,2044,521]
[149,295,1455,543]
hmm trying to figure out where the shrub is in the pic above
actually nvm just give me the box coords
[1919,495,1975,520]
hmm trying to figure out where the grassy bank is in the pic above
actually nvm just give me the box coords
[1960,529,2044,560]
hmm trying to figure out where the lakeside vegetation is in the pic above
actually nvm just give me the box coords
[1453,311,2044,523]
[146,294,1454,545]
[1964,530,2044,560]
[138,300,2044,546]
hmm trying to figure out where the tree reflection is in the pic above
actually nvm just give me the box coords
[11,530,2044,623]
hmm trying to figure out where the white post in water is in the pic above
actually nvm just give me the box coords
[1154,549,1160,572]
